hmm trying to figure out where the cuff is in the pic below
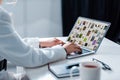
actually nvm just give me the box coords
[51,45,67,60]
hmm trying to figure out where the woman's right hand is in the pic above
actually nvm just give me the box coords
[63,42,82,55]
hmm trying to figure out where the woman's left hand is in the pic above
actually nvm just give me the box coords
[39,38,65,48]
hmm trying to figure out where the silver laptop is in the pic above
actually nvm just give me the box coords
[67,17,111,59]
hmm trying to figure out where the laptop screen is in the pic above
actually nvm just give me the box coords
[67,17,110,51]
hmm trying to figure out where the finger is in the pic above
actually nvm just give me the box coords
[71,42,75,44]
[75,46,81,49]
[74,48,82,52]
[59,41,65,46]
[73,43,81,49]
[55,39,65,44]
[55,38,63,43]
[74,46,82,51]
[54,38,59,42]
[56,40,64,44]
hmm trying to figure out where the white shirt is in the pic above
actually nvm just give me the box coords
[0,7,66,80]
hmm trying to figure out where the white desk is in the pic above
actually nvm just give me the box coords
[22,37,120,80]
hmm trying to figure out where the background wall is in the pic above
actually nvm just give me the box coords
[2,0,62,38]
[62,0,120,44]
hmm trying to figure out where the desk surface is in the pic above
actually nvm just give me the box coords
[24,37,120,80]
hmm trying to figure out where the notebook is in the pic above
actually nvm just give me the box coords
[66,16,111,59]
[48,62,80,78]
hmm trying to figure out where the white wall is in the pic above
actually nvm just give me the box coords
[2,0,62,38]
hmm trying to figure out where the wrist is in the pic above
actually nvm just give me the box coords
[39,41,47,48]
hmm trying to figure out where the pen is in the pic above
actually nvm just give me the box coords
[66,63,79,69]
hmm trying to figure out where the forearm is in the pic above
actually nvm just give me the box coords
[23,38,49,48]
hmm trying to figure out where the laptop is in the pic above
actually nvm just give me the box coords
[49,17,111,78]
[66,16,111,59]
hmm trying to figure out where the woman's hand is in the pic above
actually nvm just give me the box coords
[39,38,64,48]
[63,42,82,55]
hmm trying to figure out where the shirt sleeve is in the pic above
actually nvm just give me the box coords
[0,7,67,67]
[23,38,40,48]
